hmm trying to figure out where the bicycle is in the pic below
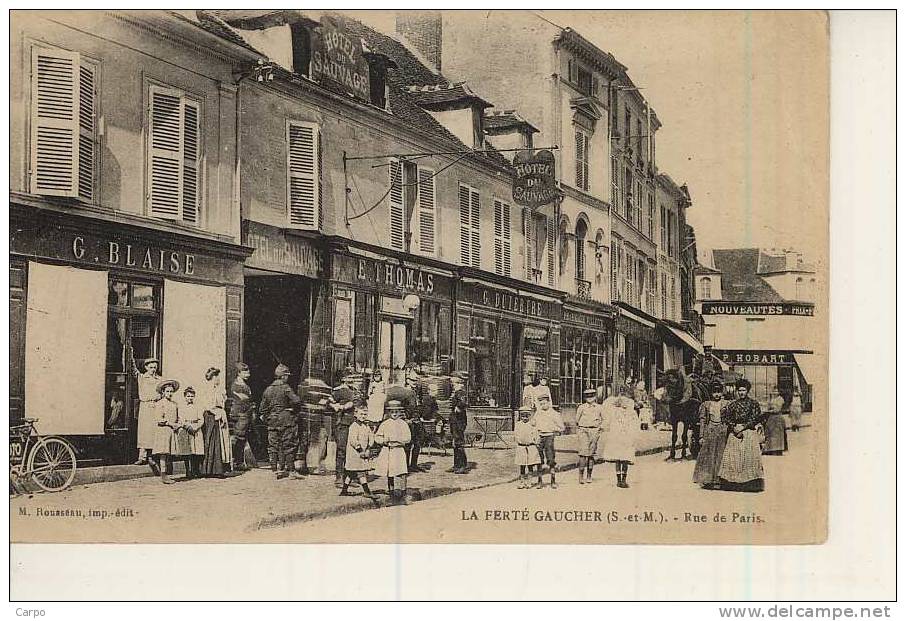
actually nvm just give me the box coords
[9,418,78,493]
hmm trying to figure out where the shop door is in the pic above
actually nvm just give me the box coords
[379,319,408,384]
[105,279,162,464]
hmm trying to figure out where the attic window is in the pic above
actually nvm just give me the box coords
[369,62,387,109]
[290,22,312,78]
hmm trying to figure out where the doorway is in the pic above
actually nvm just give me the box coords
[243,275,314,398]
[379,318,408,384]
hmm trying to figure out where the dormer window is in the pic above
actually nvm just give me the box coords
[290,22,312,78]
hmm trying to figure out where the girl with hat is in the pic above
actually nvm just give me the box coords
[135,358,162,469]
[600,386,640,489]
[513,406,541,489]
[692,380,729,489]
[373,399,412,504]
[152,379,181,484]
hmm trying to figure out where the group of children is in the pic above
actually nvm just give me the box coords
[513,385,641,489]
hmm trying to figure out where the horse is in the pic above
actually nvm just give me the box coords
[656,368,711,461]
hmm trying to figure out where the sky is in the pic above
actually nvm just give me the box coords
[350,10,829,260]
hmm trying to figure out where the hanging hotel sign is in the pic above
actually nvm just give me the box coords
[701,302,814,316]
[512,149,559,208]
[311,16,371,102]
[712,350,805,366]
[245,222,322,278]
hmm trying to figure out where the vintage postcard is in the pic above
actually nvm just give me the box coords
[9,9,828,546]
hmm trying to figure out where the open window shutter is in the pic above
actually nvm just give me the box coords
[77,63,95,201]
[546,215,555,286]
[149,87,183,219]
[574,130,584,189]
[470,189,481,268]
[582,134,590,190]
[388,159,404,250]
[317,128,324,230]
[181,99,200,224]
[494,200,503,275]
[498,201,511,276]
[523,208,534,278]
[287,121,318,229]
[459,185,471,265]
[31,46,80,197]
[417,167,436,254]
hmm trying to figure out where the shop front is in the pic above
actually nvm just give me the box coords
[613,303,659,394]
[712,349,814,413]
[324,244,456,386]
[560,302,617,413]
[455,276,562,427]
[10,203,250,465]
[658,321,704,375]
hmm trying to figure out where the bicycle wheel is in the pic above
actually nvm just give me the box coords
[27,437,77,492]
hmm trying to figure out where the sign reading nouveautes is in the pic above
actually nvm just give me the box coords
[701,302,814,316]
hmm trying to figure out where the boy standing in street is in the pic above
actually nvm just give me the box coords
[576,388,603,484]
[532,392,565,488]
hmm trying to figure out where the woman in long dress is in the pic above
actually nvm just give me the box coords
[135,358,161,467]
[718,379,765,492]
[789,389,803,431]
[762,388,787,455]
[200,367,232,477]
[693,381,729,489]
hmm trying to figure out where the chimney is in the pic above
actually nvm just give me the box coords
[396,11,442,72]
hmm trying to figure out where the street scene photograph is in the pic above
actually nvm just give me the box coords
[9,9,828,547]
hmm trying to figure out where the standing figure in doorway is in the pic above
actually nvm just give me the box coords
[135,358,162,469]
[260,364,303,480]
[229,362,255,471]
[447,372,469,474]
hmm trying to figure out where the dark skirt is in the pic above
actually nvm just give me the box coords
[201,412,225,477]
[762,414,787,454]
[693,422,728,487]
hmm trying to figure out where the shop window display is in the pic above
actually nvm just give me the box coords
[468,317,512,407]
[560,328,610,405]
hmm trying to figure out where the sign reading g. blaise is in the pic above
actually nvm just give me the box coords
[311,16,370,102]
[513,149,559,208]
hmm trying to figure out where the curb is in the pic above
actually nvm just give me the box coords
[250,443,672,531]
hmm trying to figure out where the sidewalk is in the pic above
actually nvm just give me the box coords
[17,428,675,540]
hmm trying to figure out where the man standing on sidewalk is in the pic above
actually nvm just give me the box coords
[228,362,255,471]
[260,364,303,480]
[330,370,357,488]
[447,372,469,474]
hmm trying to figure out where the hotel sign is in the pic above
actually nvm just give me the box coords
[512,149,559,208]
[311,16,370,102]
[701,302,814,316]
[245,222,322,278]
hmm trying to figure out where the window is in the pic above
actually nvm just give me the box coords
[670,275,677,319]
[647,267,657,314]
[647,193,655,239]
[575,219,588,281]
[795,277,804,300]
[286,120,322,230]
[459,184,480,267]
[29,45,97,201]
[611,158,620,206]
[624,106,631,146]
[493,199,512,276]
[468,317,513,407]
[523,209,546,281]
[105,278,161,432]
[577,66,594,96]
[560,328,609,406]
[636,118,643,161]
[610,240,619,302]
[575,129,590,191]
[409,300,452,374]
[625,250,634,304]
[388,160,405,250]
[701,277,712,299]
[290,23,312,77]
[368,62,388,109]
[147,86,203,225]
[635,181,643,228]
[416,167,437,255]
[624,168,633,221]
[661,272,668,318]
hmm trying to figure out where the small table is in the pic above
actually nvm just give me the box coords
[474,415,511,448]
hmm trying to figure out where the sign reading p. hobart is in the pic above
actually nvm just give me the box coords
[513,149,559,208]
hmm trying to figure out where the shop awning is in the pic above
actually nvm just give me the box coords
[617,305,657,328]
[793,353,823,386]
[663,325,704,354]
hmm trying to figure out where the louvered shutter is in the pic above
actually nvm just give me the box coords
[149,87,183,219]
[459,184,471,266]
[469,189,481,268]
[575,130,584,190]
[493,200,511,277]
[523,208,534,278]
[317,129,324,231]
[30,47,80,197]
[388,159,405,250]
[181,100,200,224]
[417,167,436,254]
[287,121,319,229]
[77,63,95,201]
[546,215,555,287]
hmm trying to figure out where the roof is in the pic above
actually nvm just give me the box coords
[483,110,539,134]
[694,263,722,275]
[405,82,492,110]
[192,10,513,175]
[555,28,626,78]
[711,249,783,302]
[170,10,265,55]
